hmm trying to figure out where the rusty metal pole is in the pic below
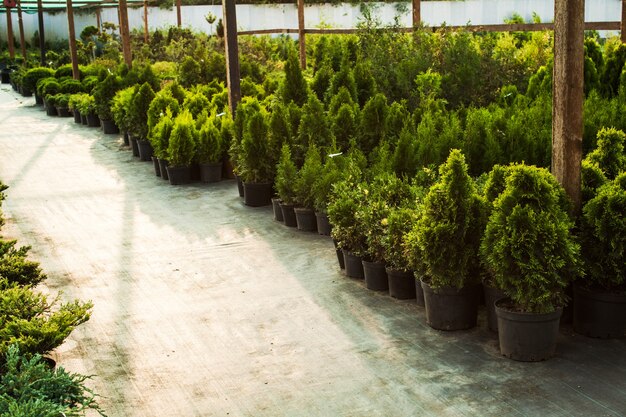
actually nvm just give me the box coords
[118,0,132,67]
[66,0,80,79]
[297,0,305,69]
[16,0,27,61]
[143,0,149,42]
[6,8,15,60]
[176,0,181,27]
[553,0,585,213]
[222,0,241,115]
[412,0,420,27]
[622,0,626,43]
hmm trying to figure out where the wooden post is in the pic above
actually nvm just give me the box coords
[622,0,626,43]
[66,0,80,79]
[222,0,241,115]
[17,0,26,60]
[96,7,101,32]
[412,0,420,27]
[176,0,181,27]
[6,8,15,60]
[118,0,132,67]
[297,0,305,69]
[553,0,585,213]
[143,0,149,42]
[36,0,45,65]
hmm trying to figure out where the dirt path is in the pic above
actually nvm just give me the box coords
[1,86,625,417]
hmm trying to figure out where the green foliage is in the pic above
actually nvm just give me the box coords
[280,49,308,106]
[581,159,608,203]
[412,150,487,289]
[182,90,211,119]
[129,83,156,139]
[385,101,409,143]
[148,110,174,160]
[310,64,333,101]
[239,110,274,183]
[480,164,580,313]
[268,103,291,158]
[275,144,298,206]
[325,65,358,105]
[582,173,626,289]
[359,93,388,155]
[178,56,202,88]
[110,86,135,133]
[36,78,60,99]
[22,68,55,93]
[462,107,502,177]
[167,110,197,167]
[0,241,46,288]
[295,145,322,208]
[59,79,83,94]
[196,119,223,164]
[584,127,626,180]
[296,94,332,165]
[311,155,342,213]
[147,88,181,138]
[0,345,105,416]
[75,95,96,115]
[601,43,626,97]
[353,62,377,108]
[92,74,122,120]
[392,125,419,179]
[384,206,419,271]
[331,103,358,153]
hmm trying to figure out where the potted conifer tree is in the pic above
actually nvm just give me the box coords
[166,110,197,185]
[238,110,274,207]
[481,164,581,361]
[294,145,322,232]
[275,144,298,227]
[196,118,224,183]
[129,83,157,161]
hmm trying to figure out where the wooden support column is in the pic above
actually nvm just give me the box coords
[17,0,26,60]
[96,7,101,32]
[222,0,241,115]
[143,0,149,42]
[6,8,15,60]
[553,0,585,213]
[118,0,132,67]
[412,0,420,27]
[176,0,181,27]
[36,0,45,65]
[66,0,80,79]
[622,0,626,43]
[297,0,305,69]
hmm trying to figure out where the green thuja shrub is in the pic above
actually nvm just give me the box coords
[359,93,388,156]
[286,102,302,140]
[297,94,332,165]
[183,91,211,119]
[281,49,308,106]
[384,206,419,272]
[385,101,409,144]
[275,144,298,206]
[111,87,135,134]
[178,56,202,88]
[295,145,322,209]
[311,155,342,213]
[167,110,197,167]
[601,43,626,98]
[328,86,358,115]
[581,159,608,203]
[149,109,174,160]
[22,68,55,93]
[480,164,580,313]
[584,127,626,180]
[353,61,377,108]
[147,88,181,138]
[59,79,83,94]
[37,78,60,100]
[462,107,502,176]
[310,64,333,102]
[412,149,487,289]
[0,241,46,288]
[196,119,222,164]
[129,83,156,139]
[92,74,122,120]
[268,103,291,157]
[325,64,357,105]
[331,103,358,153]
[582,173,626,289]
[0,345,105,416]
[392,125,419,179]
[240,111,274,183]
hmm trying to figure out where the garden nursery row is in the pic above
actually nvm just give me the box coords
[3,23,626,369]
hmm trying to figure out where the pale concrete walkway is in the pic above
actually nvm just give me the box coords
[1,86,625,417]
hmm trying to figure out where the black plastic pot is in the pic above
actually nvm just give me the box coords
[573,284,626,339]
[421,280,481,331]
[386,268,416,300]
[484,284,507,332]
[315,211,332,236]
[57,107,71,117]
[129,136,140,157]
[151,156,161,177]
[415,276,425,307]
[73,110,82,124]
[137,140,153,161]
[363,260,388,291]
[342,249,364,279]
[243,182,272,207]
[496,299,562,362]
[86,113,101,127]
[158,158,169,180]
[1,69,11,84]
[294,207,317,232]
[101,118,120,134]
[280,203,297,227]
[166,165,191,185]
[81,113,88,125]
[333,240,345,270]
[35,93,43,105]
[236,176,244,197]
[199,162,223,183]
[123,131,130,146]
[272,198,284,222]
[45,104,57,116]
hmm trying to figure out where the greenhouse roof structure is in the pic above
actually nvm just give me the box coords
[2,0,147,13]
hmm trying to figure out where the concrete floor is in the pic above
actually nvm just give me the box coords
[1,86,625,417]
